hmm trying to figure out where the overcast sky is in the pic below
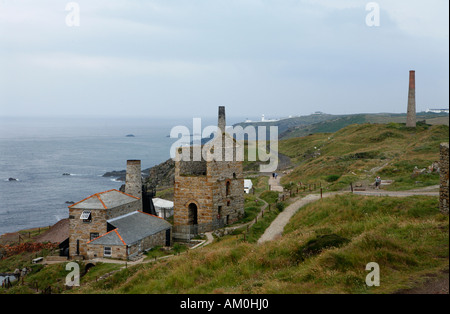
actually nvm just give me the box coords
[0,0,448,119]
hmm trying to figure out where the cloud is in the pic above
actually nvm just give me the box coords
[0,0,448,117]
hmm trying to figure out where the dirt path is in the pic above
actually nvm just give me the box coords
[257,192,341,244]
[353,190,439,197]
[396,269,449,294]
[258,185,441,245]
[268,175,283,192]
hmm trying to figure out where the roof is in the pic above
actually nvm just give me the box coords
[69,189,139,210]
[88,211,172,246]
[153,198,174,209]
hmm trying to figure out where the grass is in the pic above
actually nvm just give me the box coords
[45,193,447,294]
[245,205,283,243]
[279,123,449,191]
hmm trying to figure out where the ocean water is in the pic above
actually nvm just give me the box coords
[0,116,184,235]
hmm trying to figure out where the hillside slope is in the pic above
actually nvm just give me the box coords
[68,194,447,294]
[279,122,449,191]
[279,113,449,140]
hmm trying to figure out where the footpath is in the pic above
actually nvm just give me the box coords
[257,182,439,245]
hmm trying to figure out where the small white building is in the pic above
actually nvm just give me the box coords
[153,198,174,219]
[426,108,449,114]
[244,179,253,194]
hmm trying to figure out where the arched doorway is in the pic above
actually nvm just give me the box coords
[188,203,198,225]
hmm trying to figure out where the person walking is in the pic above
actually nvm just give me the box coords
[375,176,381,189]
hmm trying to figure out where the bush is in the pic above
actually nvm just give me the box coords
[295,234,350,262]
[325,174,341,183]
[276,202,286,212]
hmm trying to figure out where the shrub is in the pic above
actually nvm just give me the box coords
[294,234,350,262]
[276,202,286,212]
[325,174,341,182]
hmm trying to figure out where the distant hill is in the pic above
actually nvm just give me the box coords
[278,112,449,140]
[233,113,340,140]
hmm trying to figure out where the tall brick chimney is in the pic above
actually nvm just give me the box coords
[406,70,416,128]
[218,106,226,134]
[125,160,142,200]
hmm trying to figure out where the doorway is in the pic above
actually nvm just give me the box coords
[188,203,198,225]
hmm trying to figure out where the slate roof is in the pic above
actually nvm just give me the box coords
[69,189,139,210]
[87,211,172,246]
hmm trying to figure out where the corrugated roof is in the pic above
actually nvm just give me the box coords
[153,198,174,209]
[69,189,139,210]
[88,211,171,246]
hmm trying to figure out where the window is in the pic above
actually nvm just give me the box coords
[90,233,99,241]
[226,181,231,196]
[80,210,91,222]
[104,247,112,257]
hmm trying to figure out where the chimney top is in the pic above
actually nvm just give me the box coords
[218,106,226,133]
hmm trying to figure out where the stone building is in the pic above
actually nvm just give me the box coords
[173,106,245,239]
[440,143,449,215]
[86,210,172,260]
[68,185,172,260]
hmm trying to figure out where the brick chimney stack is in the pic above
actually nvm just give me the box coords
[125,160,142,201]
[406,70,416,128]
[218,106,226,134]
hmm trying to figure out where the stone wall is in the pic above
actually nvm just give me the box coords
[69,208,107,258]
[173,174,214,226]
[440,143,449,215]
[86,244,127,260]
[106,199,141,220]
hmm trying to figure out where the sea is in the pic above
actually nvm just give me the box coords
[0,115,220,236]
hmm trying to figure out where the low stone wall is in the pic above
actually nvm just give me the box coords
[440,143,449,215]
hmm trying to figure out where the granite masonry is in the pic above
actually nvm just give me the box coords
[173,106,245,239]
[440,143,449,215]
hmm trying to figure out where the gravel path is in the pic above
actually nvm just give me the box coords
[257,193,338,244]
[257,185,440,245]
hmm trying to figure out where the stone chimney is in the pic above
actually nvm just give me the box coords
[218,106,226,134]
[440,143,449,215]
[406,70,416,128]
[125,160,142,200]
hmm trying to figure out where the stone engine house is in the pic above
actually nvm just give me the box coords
[173,106,245,239]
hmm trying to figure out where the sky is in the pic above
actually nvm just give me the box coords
[0,0,448,120]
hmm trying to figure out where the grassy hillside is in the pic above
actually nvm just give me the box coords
[279,122,449,191]
[279,113,449,140]
[27,193,445,294]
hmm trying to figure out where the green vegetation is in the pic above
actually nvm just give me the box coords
[244,206,283,244]
[279,123,449,191]
[2,120,448,295]
[279,112,448,139]
[259,191,279,204]
[48,194,446,294]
